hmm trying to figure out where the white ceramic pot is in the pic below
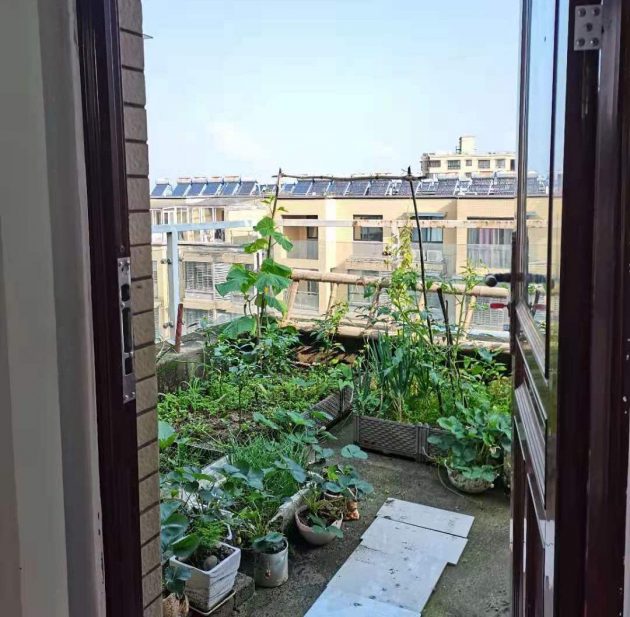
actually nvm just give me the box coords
[295,505,342,546]
[253,539,289,588]
[170,542,241,612]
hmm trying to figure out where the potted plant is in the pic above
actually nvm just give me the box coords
[160,501,199,617]
[294,488,344,546]
[169,519,241,613]
[251,531,289,588]
[317,444,373,520]
[428,405,512,494]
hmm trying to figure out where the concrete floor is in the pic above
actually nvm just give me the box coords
[237,419,510,617]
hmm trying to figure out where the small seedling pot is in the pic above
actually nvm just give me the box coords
[447,468,493,494]
[162,593,189,617]
[170,542,241,613]
[294,505,342,546]
[253,539,289,588]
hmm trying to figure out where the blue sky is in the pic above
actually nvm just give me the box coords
[143,0,520,183]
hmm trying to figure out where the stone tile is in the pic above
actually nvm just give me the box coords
[128,176,150,211]
[120,31,145,70]
[135,344,156,380]
[138,472,159,512]
[137,408,157,448]
[118,0,143,33]
[122,68,146,106]
[361,517,467,565]
[131,245,152,279]
[377,498,474,538]
[140,504,160,545]
[327,545,446,612]
[136,375,158,413]
[142,566,161,608]
[126,142,149,176]
[133,309,155,347]
[124,105,148,141]
[137,440,158,479]
[132,277,154,314]
[305,588,418,617]
[141,535,161,576]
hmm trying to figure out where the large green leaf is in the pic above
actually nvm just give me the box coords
[222,315,256,338]
[341,444,368,460]
[255,272,291,294]
[260,258,292,278]
[160,500,181,523]
[158,421,177,450]
[243,238,268,254]
[171,533,201,560]
[254,216,276,237]
[272,231,293,251]
[216,264,255,296]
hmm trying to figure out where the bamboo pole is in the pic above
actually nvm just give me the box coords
[289,269,509,298]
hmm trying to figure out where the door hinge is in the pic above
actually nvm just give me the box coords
[118,257,136,404]
[574,5,602,51]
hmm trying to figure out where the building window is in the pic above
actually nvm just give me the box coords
[412,215,444,244]
[184,262,214,293]
[183,309,211,334]
[478,159,491,169]
[465,159,473,167]
[495,159,506,169]
[510,159,516,171]
[428,160,441,168]
[306,226,318,240]
[353,215,383,242]
[467,228,513,245]
[447,160,461,170]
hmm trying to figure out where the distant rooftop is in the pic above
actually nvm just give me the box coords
[151,172,537,199]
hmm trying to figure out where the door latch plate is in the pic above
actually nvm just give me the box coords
[118,257,136,404]
[574,5,602,51]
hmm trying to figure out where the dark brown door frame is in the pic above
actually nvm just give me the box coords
[512,0,600,614]
[584,0,630,612]
[76,0,143,615]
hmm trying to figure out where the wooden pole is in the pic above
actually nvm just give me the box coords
[174,302,184,353]
[289,270,509,298]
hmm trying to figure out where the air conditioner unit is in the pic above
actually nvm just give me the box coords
[425,250,443,262]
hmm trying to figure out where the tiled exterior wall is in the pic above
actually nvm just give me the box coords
[118,1,162,615]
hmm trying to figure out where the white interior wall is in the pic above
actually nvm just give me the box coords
[0,1,105,616]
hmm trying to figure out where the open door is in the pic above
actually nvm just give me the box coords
[511,0,600,614]
[513,0,630,613]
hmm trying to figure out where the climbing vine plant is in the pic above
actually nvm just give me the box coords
[216,180,294,338]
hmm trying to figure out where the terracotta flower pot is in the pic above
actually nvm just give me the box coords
[447,468,493,494]
[294,505,342,546]
[163,593,189,617]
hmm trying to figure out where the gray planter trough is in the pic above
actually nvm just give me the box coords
[353,414,446,463]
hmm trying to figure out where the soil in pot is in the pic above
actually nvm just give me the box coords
[295,505,342,546]
[188,543,232,571]
[447,468,493,494]
[163,593,189,617]
[253,539,289,588]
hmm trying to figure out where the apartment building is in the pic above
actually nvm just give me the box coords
[150,173,549,338]
[420,135,516,177]
[150,176,266,339]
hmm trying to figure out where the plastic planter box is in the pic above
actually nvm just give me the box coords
[353,415,446,463]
